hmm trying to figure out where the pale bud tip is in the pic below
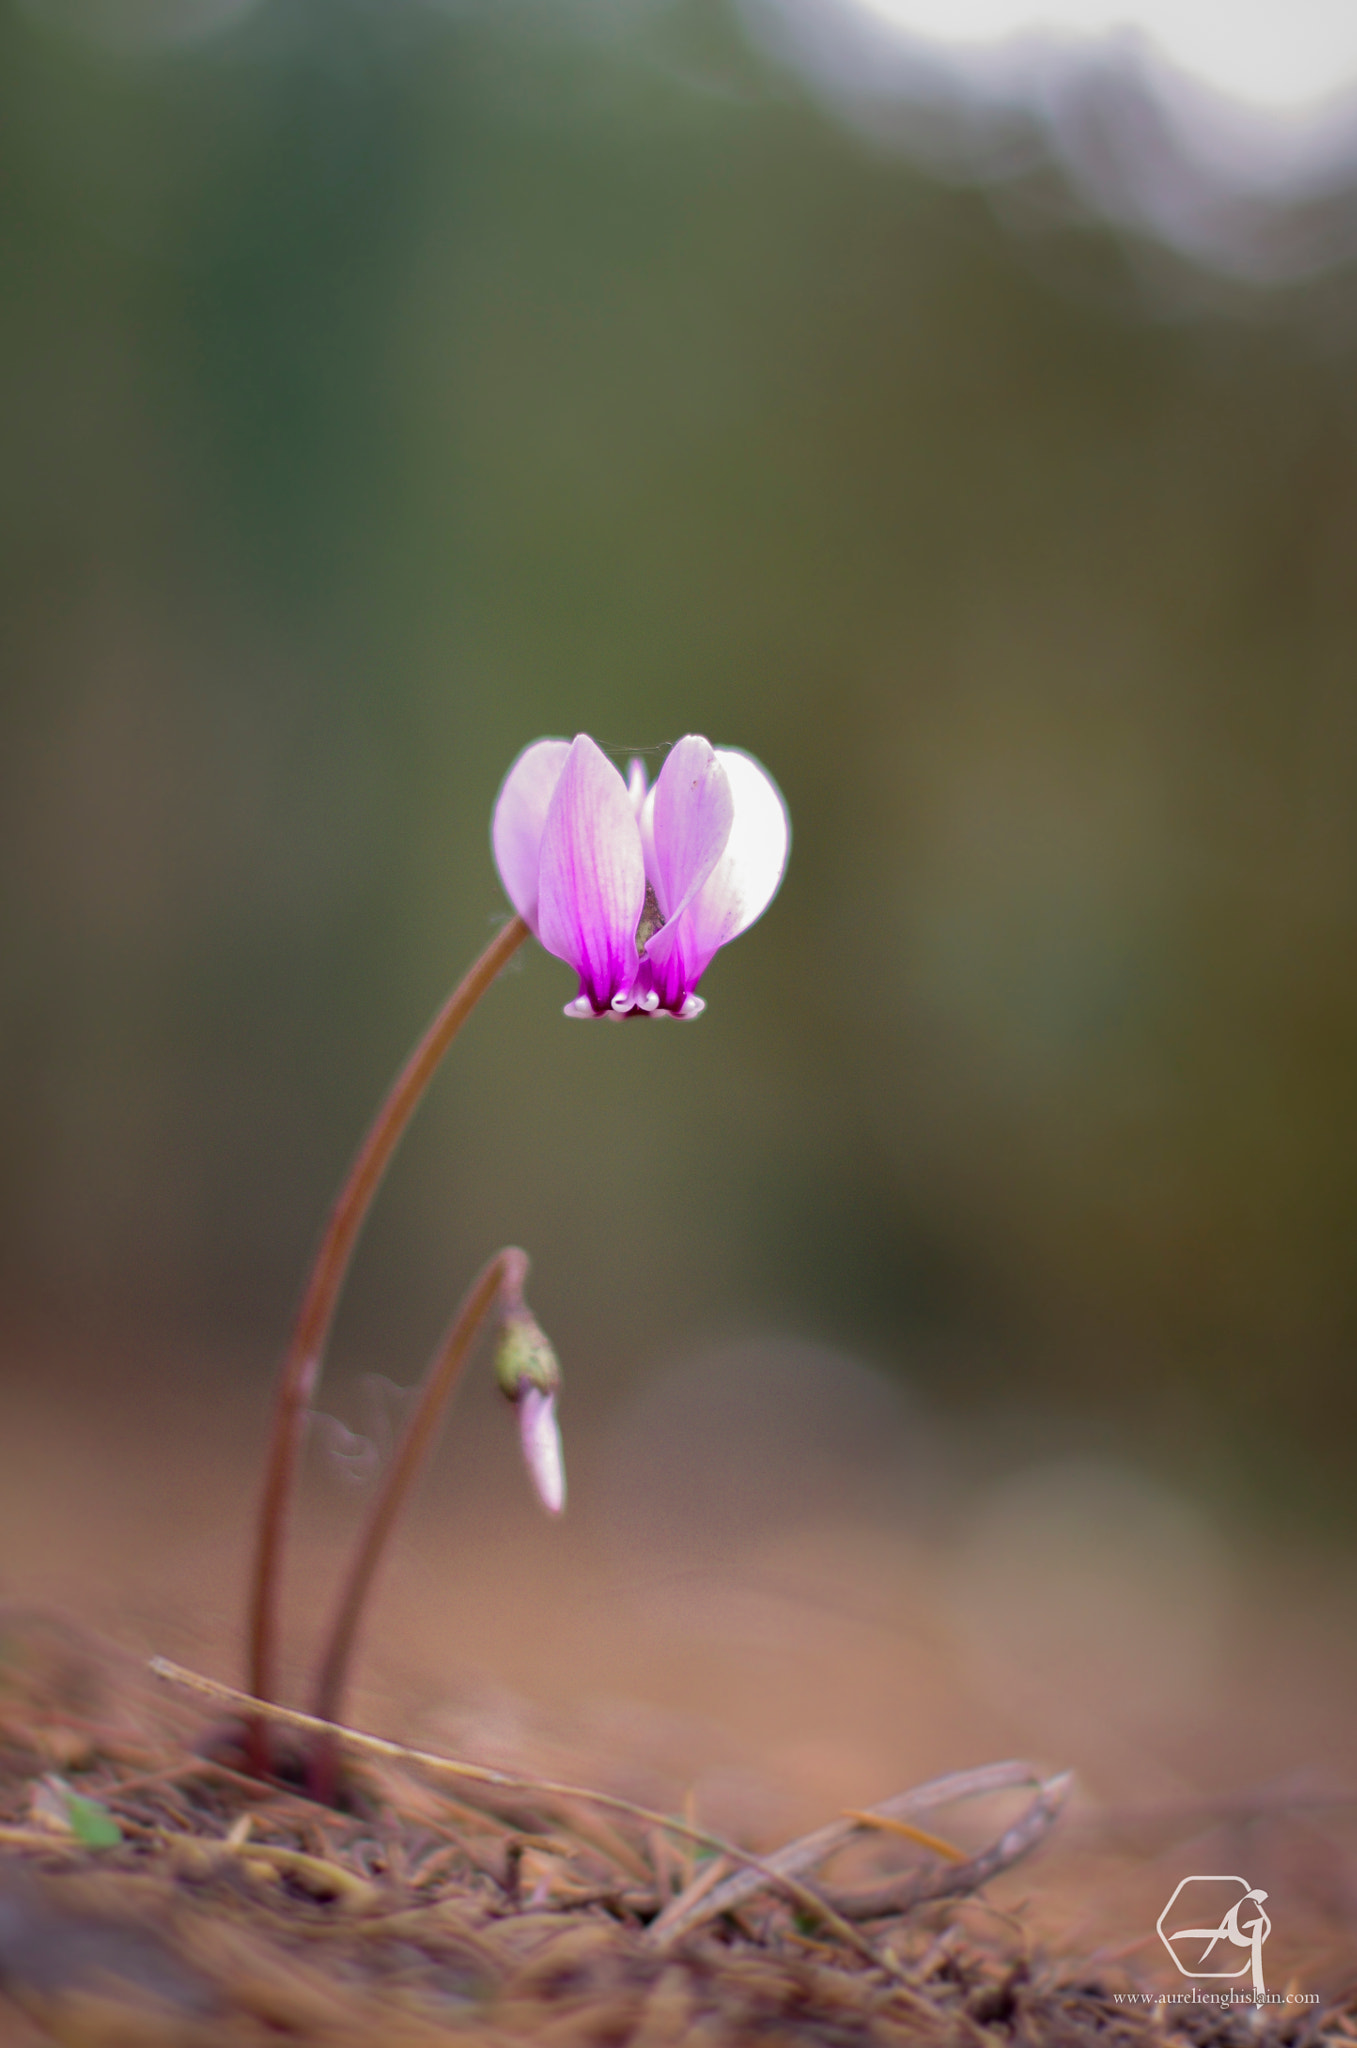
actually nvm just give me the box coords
[517,1386,566,1515]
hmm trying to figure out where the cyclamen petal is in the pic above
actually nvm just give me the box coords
[537,735,646,1014]
[491,738,571,936]
[646,736,735,924]
[641,746,789,1011]
[703,747,791,942]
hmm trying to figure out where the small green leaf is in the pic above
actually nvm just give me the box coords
[62,1790,122,1848]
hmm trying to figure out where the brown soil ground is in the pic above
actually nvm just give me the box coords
[0,1331,1354,2044]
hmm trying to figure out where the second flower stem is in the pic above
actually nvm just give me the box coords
[308,1247,527,1759]
[246,915,530,1730]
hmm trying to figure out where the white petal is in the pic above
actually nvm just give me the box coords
[709,748,790,940]
[639,746,789,1010]
[491,739,571,936]
[647,736,734,924]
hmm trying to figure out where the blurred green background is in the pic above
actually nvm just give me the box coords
[2,0,1355,1524]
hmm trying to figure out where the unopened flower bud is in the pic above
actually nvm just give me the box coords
[494,1309,565,1514]
[516,1385,565,1515]
[494,1309,559,1401]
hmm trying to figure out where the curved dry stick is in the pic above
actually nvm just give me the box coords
[246,915,529,1727]
[649,1759,1072,1945]
[825,1770,1073,1921]
[305,1249,527,1796]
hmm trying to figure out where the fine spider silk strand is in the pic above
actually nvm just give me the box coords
[305,1249,527,1798]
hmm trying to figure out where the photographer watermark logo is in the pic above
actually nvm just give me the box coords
[1157,1877,1271,1999]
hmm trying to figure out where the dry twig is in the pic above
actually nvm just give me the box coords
[650,1759,1072,1944]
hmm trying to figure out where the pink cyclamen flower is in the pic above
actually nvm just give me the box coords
[492,734,789,1018]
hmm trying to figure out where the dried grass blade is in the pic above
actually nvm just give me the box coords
[147,1658,901,1976]
[841,1813,966,1862]
[647,1853,731,1940]
[219,1839,381,1910]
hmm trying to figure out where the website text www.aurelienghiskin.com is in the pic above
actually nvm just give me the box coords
[1113,1990,1320,2007]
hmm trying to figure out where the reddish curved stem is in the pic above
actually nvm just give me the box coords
[308,1249,527,1774]
[245,916,529,1734]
